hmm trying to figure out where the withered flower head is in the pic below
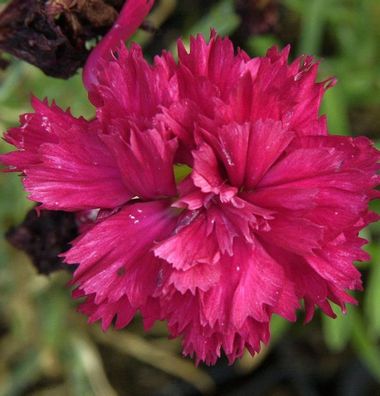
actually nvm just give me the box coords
[0,0,124,78]
[6,207,78,275]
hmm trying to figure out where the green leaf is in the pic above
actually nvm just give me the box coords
[351,310,380,382]
[187,0,239,38]
[37,285,71,351]
[169,0,240,54]
[64,335,117,396]
[174,164,192,183]
[320,82,350,135]
[322,305,353,352]
[270,315,290,343]
[247,35,280,57]
[297,0,327,55]
[0,349,41,396]
[364,245,380,339]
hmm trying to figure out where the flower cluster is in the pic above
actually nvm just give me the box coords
[1,25,379,364]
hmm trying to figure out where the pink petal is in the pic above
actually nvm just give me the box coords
[260,215,324,255]
[94,44,176,128]
[154,210,220,271]
[83,0,155,90]
[192,142,237,202]
[177,33,247,101]
[291,135,380,180]
[306,231,366,290]
[230,239,284,327]
[1,98,132,211]
[1,98,60,171]
[245,186,320,211]
[198,120,294,189]
[163,262,221,295]
[78,293,136,331]
[24,119,132,211]
[205,122,250,187]
[159,252,274,364]
[244,120,294,187]
[102,128,178,200]
[65,201,177,328]
[258,147,347,188]
[261,241,355,323]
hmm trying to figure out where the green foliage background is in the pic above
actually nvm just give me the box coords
[0,0,379,395]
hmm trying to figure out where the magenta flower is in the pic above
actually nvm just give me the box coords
[1,2,379,365]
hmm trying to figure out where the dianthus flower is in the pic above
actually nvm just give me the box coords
[1,0,379,364]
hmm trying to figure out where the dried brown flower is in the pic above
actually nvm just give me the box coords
[0,0,124,78]
[6,207,78,274]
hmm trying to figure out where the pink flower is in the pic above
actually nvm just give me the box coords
[1,4,379,364]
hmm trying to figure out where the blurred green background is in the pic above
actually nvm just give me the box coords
[0,0,379,395]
